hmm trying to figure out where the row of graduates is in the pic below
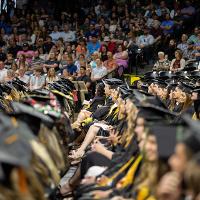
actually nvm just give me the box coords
[0,78,78,200]
[58,77,200,200]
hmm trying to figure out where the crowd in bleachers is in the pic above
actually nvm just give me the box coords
[0,0,200,95]
[1,1,200,200]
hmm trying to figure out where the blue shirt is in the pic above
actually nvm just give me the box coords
[64,64,77,75]
[161,20,174,35]
[87,41,101,55]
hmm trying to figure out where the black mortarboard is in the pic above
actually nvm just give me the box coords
[0,113,32,169]
[118,86,132,99]
[176,81,195,94]
[143,71,158,79]
[158,71,178,80]
[193,153,200,165]
[180,114,200,154]
[151,79,168,88]
[184,61,199,72]
[102,78,123,88]
[192,87,200,93]
[189,71,200,78]
[149,124,177,160]
[137,102,177,121]
[10,102,54,128]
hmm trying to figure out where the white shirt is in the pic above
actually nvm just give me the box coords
[0,68,8,83]
[19,75,30,84]
[50,31,62,43]
[137,34,155,47]
[60,31,76,42]
[91,66,107,79]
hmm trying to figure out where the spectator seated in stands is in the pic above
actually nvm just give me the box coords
[0,45,6,61]
[170,50,186,72]
[76,66,91,90]
[137,27,155,65]
[16,54,29,71]
[177,34,189,59]
[113,44,128,76]
[4,69,15,82]
[50,25,62,44]
[29,68,45,91]
[160,13,175,37]
[87,34,101,56]
[61,24,76,43]
[17,43,35,64]
[62,55,77,76]
[188,27,200,44]
[43,36,54,54]
[91,59,107,82]
[0,60,7,83]
[46,68,59,85]
[89,51,100,69]
[165,39,177,61]
[103,51,117,73]
[61,69,74,81]
[18,68,29,85]
[74,54,87,72]
[31,49,45,68]
[42,52,59,73]
[153,51,170,71]
[4,53,14,69]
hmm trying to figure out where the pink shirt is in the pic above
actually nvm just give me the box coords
[17,50,35,64]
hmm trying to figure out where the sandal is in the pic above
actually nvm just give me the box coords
[59,181,73,197]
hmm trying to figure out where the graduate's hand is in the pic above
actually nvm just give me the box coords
[96,175,109,185]
[92,190,112,199]
[91,140,106,154]
[108,130,120,145]
[157,172,181,200]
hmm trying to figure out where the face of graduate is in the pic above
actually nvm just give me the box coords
[119,99,126,114]
[191,92,198,101]
[173,88,182,100]
[111,89,119,101]
[139,131,147,152]
[178,91,187,103]
[104,84,111,96]
[169,143,188,174]
[161,88,168,99]
[125,99,134,113]
[148,83,158,95]
[145,134,158,162]
[135,117,145,141]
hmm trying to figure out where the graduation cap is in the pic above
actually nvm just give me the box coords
[0,113,32,173]
[151,79,168,88]
[149,124,178,160]
[176,81,195,94]
[137,101,177,121]
[189,71,200,78]
[184,61,199,72]
[102,78,123,89]
[158,71,178,80]
[118,85,132,99]
[143,71,158,79]
[9,102,54,128]
[180,114,200,154]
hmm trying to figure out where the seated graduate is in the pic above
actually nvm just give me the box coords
[72,82,105,130]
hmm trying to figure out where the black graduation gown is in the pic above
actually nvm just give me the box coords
[92,97,113,120]
[87,96,105,113]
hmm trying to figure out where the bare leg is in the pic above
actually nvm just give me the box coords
[70,125,100,158]
[72,110,91,128]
